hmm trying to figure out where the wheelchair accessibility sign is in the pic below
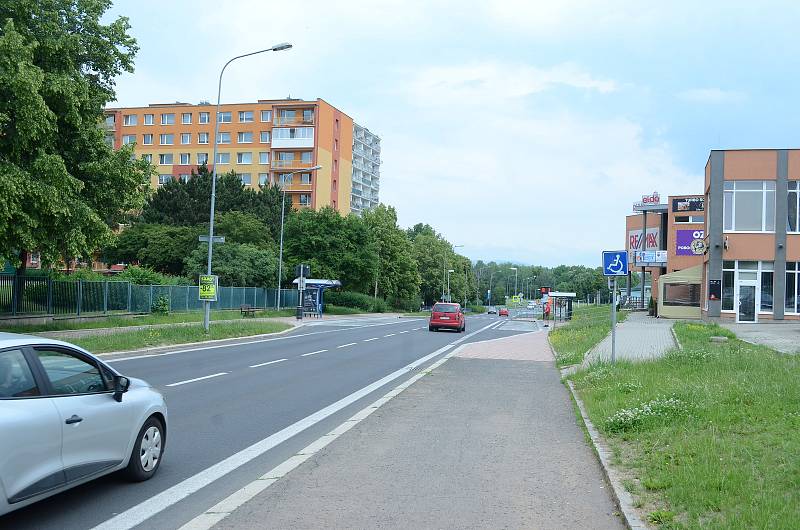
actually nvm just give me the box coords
[602,250,628,277]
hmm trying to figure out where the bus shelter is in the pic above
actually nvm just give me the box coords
[291,278,342,317]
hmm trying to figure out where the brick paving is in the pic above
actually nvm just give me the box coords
[584,312,675,364]
[455,327,554,361]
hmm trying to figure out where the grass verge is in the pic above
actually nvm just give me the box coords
[323,305,367,315]
[72,321,292,353]
[0,309,296,334]
[568,322,800,528]
[549,304,628,367]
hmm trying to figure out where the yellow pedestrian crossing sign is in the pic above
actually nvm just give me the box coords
[199,275,218,301]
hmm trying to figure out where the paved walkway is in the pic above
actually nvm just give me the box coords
[584,312,675,365]
[720,322,800,354]
[213,329,622,529]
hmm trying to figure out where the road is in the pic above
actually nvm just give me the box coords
[1,313,524,530]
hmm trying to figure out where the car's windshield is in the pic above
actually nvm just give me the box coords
[432,304,458,313]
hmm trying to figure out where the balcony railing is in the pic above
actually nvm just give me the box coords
[271,159,315,169]
[273,115,315,126]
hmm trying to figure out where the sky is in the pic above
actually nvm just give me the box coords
[107,0,800,267]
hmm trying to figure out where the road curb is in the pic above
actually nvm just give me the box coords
[670,325,683,350]
[561,372,651,530]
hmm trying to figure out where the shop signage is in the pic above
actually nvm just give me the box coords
[198,274,218,301]
[633,191,662,210]
[672,197,704,212]
[676,230,706,255]
[634,250,667,266]
[708,279,721,301]
[628,228,660,251]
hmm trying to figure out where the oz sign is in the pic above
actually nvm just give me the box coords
[198,274,218,301]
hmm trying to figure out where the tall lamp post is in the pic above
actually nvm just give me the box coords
[509,267,518,299]
[447,269,455,300]
[442,244,463,301]
[203,42,292,333]
[488,270,495,305]
[276,165,322,310]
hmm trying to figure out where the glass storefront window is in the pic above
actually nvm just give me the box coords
[722,270,735,311]
[761,272,773,311]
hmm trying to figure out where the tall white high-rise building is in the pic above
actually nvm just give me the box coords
[351,123,381,214]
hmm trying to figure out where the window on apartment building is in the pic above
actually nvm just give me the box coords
[260,131,271,143]
[218,111,231,123]
[180,153,190,164]
[142,153,152,163]
[301,152,312,163]
[238,131,253,143]
[273,127,313,139]
[123,114,137,126]
[142,134,153,145]
[303,109,313,123]
[182,112,192,124]
[217,132,231,144]
[785,262,800,314]
[300,194,311,206]
[260,110,272,122]
[333,159,338,172]
[335,118,339,132]
[239,173,252,185]
[237,152,252,164]
[122,135,136,145]
[199,112,210,124]
[723,181,775,232]
[788,182,800,232]
[259,152,270,164]
[332,199,337,209]
[239,111,254,123]
[258,173,269,186]
[197,153,209,165]
[198,132,209,144]
[675,215,704,223]
[158,174,172,185]
[144,114,154,125]
[278,109,295,123]
[159,153,173,165]
[180,174,190,183]
[280,173,292,185]
[181,133,191,144]
[216,152,230,164]
[278,152,294,161]
[160,133,174,145]
[334,139,338,151]
[300,173,311,185]
[161,113,175,125]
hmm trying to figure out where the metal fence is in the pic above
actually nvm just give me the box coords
[0,275,298,317]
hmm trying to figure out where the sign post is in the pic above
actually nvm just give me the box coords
[602,250,628,363]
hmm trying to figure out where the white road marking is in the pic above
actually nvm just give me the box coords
[94,320,498,530]
[384,333,396,337]
[175,320,499,530]
[398,330,409,334]
[363,338,379,342]
[337,342,357,348]
[166,372,228,387]
[301,349,328,357]
[249,359,287,368]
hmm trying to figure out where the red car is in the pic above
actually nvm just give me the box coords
[499,308,509,317]
[429,302,465,332]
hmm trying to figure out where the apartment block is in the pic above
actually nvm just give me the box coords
[351,123,381,215]
[104,98,378,215]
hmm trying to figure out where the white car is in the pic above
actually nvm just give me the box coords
[0,333,167,516]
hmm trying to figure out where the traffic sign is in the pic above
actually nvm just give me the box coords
[602,250,628,277]
[198,274,218,301]
[198,235,225,243]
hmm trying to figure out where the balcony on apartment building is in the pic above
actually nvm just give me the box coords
[271,126,314,149]
[271,157,316,170]
[273,109,315,127]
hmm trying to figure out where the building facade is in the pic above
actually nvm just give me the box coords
[351,123,381,215]
[103,98,378,215]
[701,149,799,322]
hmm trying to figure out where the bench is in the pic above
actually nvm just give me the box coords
[240,304,258,317]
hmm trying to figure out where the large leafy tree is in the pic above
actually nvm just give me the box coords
[362,205,420,301]
[0,3,150,273]
[103,223,203,276]
[185,243,277,288]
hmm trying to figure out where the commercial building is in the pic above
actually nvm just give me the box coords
[104,98,381,216]
[702,149,799,322]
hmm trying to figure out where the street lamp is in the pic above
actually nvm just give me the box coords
[203,42,292,333]
[447,269,455,300]
[276,165,322,311]
[442,244,463,301]
[509,267,518,299]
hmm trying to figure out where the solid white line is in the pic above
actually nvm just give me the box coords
[384,333,395,337]
[363,338,379,342]
[337,342,357,348]
[249,359,287,368]
[301,349,327,357]
[176,321,498,530]
[93,320,498,530]
[166,372,228,387]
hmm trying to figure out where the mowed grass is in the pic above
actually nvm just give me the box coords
[549,304,628,367]
[569,322,800,529]
[0,308,296,334]
[72,321,292,353]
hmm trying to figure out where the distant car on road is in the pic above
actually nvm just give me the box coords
[0,333,168,516]
[429,303,465,332]
[487,306,497,314]
[499,308,509,317]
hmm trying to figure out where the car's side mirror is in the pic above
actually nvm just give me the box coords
[113,376,130,402]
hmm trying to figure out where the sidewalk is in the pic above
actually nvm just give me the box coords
[584,312,675,365]
[212,329,622,529]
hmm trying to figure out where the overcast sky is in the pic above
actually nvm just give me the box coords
[107,0,800,267]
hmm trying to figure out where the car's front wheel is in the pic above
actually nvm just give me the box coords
[125,416,164,482]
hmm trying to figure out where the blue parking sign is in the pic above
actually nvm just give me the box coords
[602,250,628,277]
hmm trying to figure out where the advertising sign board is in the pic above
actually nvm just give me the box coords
[634,250,668,266]
[633,191,662,211]
[672,197,704,212]
[198,274,218,301]
[676,229,706,256]
[628,228,660,251]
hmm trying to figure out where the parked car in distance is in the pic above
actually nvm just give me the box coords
[499,308,509,317]
[0,333,168,516]
[429,303,465,332]
[487,306,497,314]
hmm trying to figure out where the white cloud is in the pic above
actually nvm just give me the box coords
[677,88,746,104]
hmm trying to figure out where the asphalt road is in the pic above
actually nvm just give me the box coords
[1,313,523,530]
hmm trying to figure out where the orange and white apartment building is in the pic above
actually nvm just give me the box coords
[103,98,381,215]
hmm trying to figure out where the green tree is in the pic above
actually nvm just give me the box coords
[362,205,420,301]
[185,243,277,287]
[0,7,149,275]
[103,223,202,276]
[215,211,274,249]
